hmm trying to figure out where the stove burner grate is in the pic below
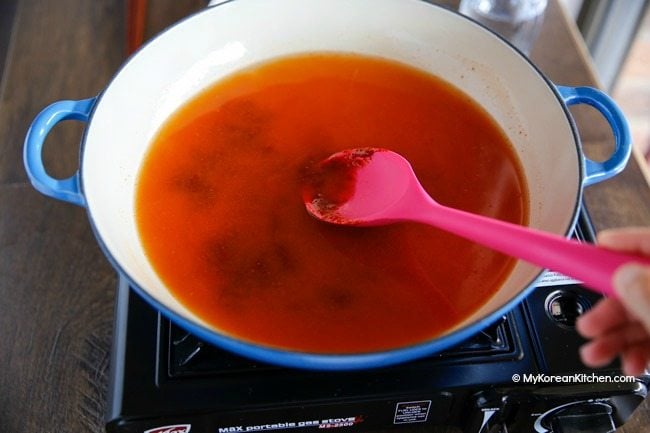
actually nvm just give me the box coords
[167,313,514,378]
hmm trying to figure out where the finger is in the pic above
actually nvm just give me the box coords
[598,227,650,255]
[614,265,650,334]
[580,340,617,367]
[621,344,650,376]
[579,325,650,367]
[576,298,629,338]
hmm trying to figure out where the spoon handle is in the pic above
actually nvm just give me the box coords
[410,199,650,298]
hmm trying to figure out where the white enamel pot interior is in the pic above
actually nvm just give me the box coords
[25,0,631,370]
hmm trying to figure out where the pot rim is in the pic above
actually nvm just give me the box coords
[78,0,585,370]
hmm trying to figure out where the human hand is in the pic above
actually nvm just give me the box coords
[576,227,650,376]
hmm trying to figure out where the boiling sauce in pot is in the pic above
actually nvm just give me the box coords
[135,53,528,353]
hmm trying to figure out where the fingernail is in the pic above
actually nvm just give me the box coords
[579,342,604,367]
[614,265,646,297]
[614,265,650,319]
[578,343,590,359]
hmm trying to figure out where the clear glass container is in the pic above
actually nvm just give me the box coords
[459,0,548,55]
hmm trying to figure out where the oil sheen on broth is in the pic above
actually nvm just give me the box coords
[136,53,528,354]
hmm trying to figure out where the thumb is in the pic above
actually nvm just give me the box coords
[613,264,650,333]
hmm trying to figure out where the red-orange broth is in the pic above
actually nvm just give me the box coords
[136,53,529,353]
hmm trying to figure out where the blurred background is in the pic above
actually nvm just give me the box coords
[562,0,650,164]
[457,0,650,166]
[609,5,650,163]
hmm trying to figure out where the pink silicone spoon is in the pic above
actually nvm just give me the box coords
[302,148,650,298]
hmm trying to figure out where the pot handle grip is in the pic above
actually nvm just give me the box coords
[23,97,96,207]
[556,85,631,187]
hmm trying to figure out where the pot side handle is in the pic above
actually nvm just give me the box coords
[556,85,631,187]
[23,97,96,207]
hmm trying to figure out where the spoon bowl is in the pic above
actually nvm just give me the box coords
[304,148,414,225]
[303,148,650,298]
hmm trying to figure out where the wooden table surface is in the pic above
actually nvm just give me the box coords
[1,1,649,432]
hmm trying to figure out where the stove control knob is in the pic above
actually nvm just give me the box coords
[544,290,591,328]
[534,401,615,433]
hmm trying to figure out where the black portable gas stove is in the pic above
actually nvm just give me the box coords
[106,210,648,433]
